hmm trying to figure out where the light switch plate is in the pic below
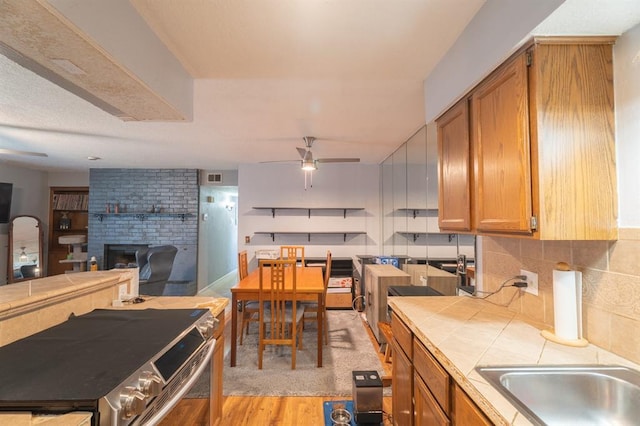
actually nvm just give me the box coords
[520,269,539,296]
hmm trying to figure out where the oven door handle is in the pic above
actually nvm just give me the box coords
[143,338,216,426]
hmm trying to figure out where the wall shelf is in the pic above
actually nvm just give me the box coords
[92,212,194,222]
[253,206,364,218]
[397,207,439,219]
[398,231,456,242]
[254,231,366,242]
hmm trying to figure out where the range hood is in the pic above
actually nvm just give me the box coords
[0,0,189,122]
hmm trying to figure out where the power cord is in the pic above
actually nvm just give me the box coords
[472,275,527,299]
[351,295,365,312]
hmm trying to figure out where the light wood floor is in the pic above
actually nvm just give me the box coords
[160,308,394,425]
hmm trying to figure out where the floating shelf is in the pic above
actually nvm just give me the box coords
[92,212,194,222]
[254,231,366,242]
[398,231,456,242]
[397,207,439,219]
[253,207,364,218]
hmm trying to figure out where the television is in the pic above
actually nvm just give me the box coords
[0,183,13,223]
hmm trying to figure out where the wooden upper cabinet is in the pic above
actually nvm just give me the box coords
[472,53,533,234]
[529,39,617,240]
[437,99,471,231]
[436,37,618,240]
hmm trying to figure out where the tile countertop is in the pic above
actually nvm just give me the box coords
[0,270,134,318]
[388,296,640,426]
[111,296,229,317]
[2,412,91,425]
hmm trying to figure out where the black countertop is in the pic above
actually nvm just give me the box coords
[388,285,443,297]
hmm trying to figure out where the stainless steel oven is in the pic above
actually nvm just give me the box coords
[0,308,218,425]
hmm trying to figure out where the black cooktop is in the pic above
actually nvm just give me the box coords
[0,308,207,406]
[388,285,443,296]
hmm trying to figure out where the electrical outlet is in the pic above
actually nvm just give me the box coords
[520,269,539,296]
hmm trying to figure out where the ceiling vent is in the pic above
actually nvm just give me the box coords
[0,0,186,121]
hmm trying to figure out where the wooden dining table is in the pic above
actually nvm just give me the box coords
[230,265,325,367]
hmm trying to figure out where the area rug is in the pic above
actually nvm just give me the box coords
[187,310,389,397]
[225,310,388,396]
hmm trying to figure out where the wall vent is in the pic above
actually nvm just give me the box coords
[199,170,239,186]
[208,173,222,183]
[201,172,223,185]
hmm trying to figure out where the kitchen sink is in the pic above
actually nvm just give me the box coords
[475,365,640,426]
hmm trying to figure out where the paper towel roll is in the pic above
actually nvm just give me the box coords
[552,268,583,341]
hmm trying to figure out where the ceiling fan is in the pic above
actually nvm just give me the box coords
[283,136,360,189]
[297,136,360,170]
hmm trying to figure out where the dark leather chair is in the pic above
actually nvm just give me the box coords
[136,245,178,295]
[20,264,38,278]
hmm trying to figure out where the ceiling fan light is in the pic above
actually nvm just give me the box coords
[301,158,317,171]
[301,150,317,170]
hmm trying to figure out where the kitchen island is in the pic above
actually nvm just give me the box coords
[0,269,136,346]
[389,296,640,425]
[0,272,228,425]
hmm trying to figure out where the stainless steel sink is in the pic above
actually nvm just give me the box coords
[476,365,640,425]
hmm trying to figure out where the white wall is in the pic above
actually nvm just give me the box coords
[424,0,564,122]
[614,23,640,227]
[48,171,89,187]
[238,163,379,269]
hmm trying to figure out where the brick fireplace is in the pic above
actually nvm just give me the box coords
[87,169,199,295]
[104,244,149,269]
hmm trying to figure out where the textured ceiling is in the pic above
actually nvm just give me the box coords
[130,0,482,80]
[1,0,640,172]
[0,0,186,121]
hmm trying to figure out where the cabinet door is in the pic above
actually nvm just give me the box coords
[531,41,617,240]
[471,53,533,234]
[414,373,450,426]
[392,338,413,426]
[453,384,491,426]
[437,99,471,231]
[413,338,450,413]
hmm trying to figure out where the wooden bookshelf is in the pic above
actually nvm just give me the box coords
[47,187,89,276]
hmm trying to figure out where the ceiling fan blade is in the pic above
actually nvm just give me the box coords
[317,158,360,163]
[259,159,299,164]
[0,148,48,157]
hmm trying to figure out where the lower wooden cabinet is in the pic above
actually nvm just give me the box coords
[392,338,414,426]
[391,311,492,426]
[452,383,492,426]
[413,338,450,413]
[414,373,450,426]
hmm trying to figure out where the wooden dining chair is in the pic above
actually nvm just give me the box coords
[280,245,305,265]
[258,259,305,369]
[302,250,331,345]
[238,250,259,345]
